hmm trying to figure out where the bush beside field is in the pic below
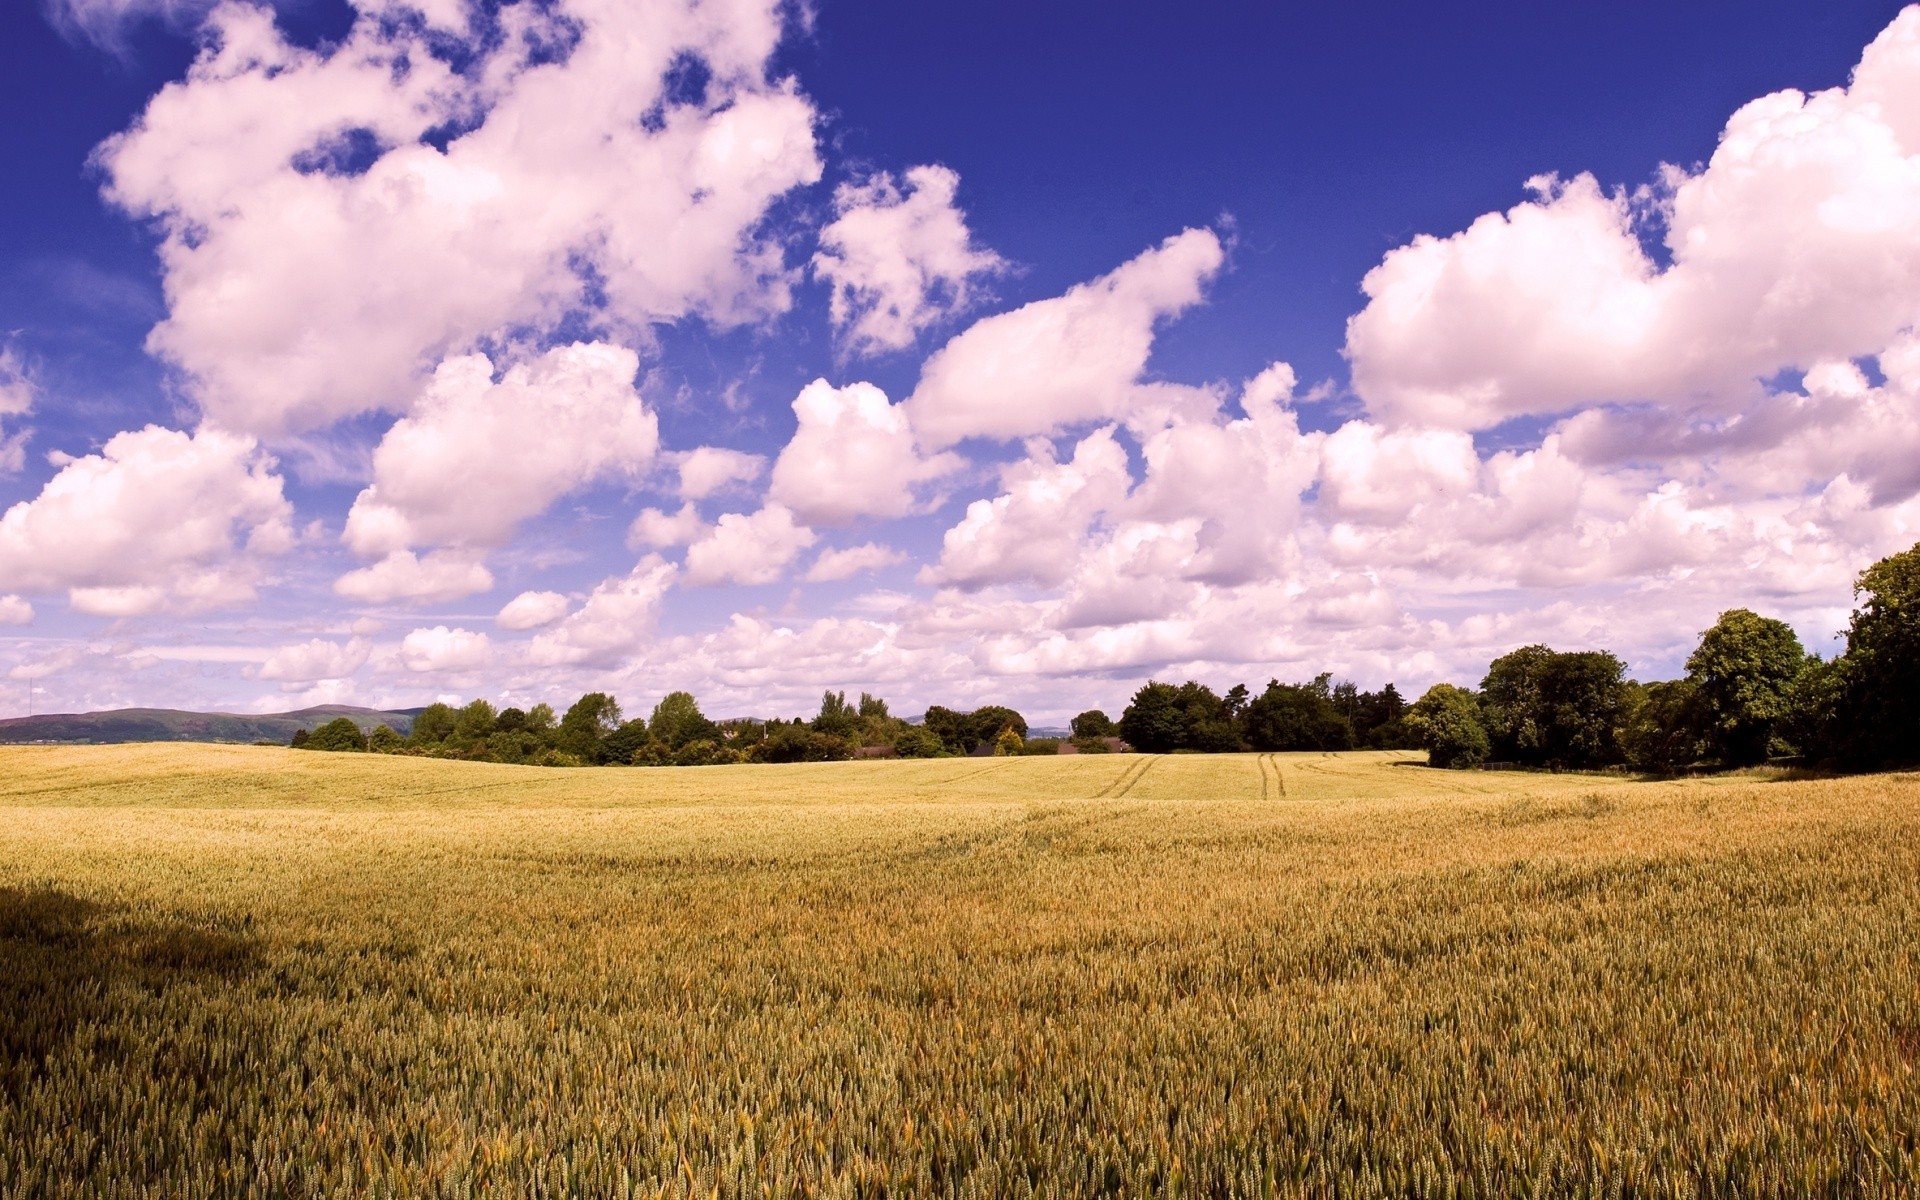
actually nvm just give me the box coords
[1,745,1917,1197]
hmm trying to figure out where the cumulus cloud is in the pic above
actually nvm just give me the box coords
[907,228,1224,448]
[673,446,765,501]
[257,636,371,682]
[1347,9,1920,430]
[0,348,35,475]
[527,556,675,666]
[805,542,906,582]
[924,427,1133,589]
[0,425,291,614]
[342,342,657,557]
[333,549,493,604]
[629,502,708,549]
[0,596,34,626]
[97,0,821,435]
[399,625,492,673]
[683,504,817,586]
[496,590,570,630]
[767,379,962,525]
[813,164,1006,356]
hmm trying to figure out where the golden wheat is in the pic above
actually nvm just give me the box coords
[1,745,1916,1197]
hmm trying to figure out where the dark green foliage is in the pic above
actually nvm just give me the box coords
[814,691,860,740]
[1406,684,1490,769]
[408,703,458,748]
[303,717,368,753]
[1017,737,1062,756]
[968,706,1027,749]
[560,693,624,763]
[1686,609,1806,764]
[366,725,405,754]
[893,726,948,758]
[1243,675,1354,752]
[1070,710,1117,739]
[1480,646,1628,768]
[1119,681,1240,752]
[751,723,851,763]
[1831,542,1920,767]
[603,719,650,766]
[647,692,716,752]
[288,729,310,749]
[452,700,497,747]
[1620,680,1706,772]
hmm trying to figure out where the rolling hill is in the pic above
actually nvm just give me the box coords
[0,705,424,746]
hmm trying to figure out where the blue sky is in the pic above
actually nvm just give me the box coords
[1,0,1916,722]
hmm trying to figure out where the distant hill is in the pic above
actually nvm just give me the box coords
[0,705,425,746]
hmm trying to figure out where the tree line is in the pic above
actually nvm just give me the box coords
[292,689,1049,766]
[295,540,1919,774]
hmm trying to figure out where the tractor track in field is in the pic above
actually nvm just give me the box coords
[1097,755,1159,799]
[1256,753,1287,801]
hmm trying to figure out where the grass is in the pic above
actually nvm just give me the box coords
[1,744,1917,1198]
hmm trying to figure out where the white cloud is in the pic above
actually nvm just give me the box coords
[399,625,492,673]
[0,425,291,613]
[342,342,657,557]
[527,556,675,666]
[0,596,34,626]
[333,549,494,604]
[0,348,32,475]
[1347,9,1920,430]
[907,228,1224,448]
[813,164,1006,356]
[683,504,817,586]
[629,502,709,549]
[924,427,1133,589]
[496,590,571,630]
[97,0,821,435]
[767,379,962,525]
[673,446,765,501]
[258,637,371,682]
[805,542,906,582]
[42,0,227,52]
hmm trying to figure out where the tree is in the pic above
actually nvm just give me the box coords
[1619,679,1706,772]
[921,706,972,754]
[288,728,310,749]
[452,699,498,749]
[1480,646,1628,768]
[967,705,1028,750]
[367,724,405,754]
[1070,709,1117,739]
[560,693,623,763]
[1406,685,1489,769]
[1242,676,1353,752]
[1685,609,1806,764]
[894,726,947,758]
[647,692,715,751]
[813,690,860,740]
[603,718,650,765]
[1119,682,1184,753]
[993,727,1026,756]
[1831,540,1920,767]
[408,702,457,749]
[304,716,368,752]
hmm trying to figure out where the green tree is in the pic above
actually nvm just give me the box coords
[1480,646,1628,768]
[1242,675,1354,752]
[993,727,1026,756]
[814,690,860,740]
[648,691,716,751]
[1119,682,1184,753]
[452,699,498,748]
[366,724,405,754]
[967,705,1028,750]
[559,693,623,763]
[1620,679,1706,772]
[894,726,948,758]
[921,706,972,754]
[288,728,310,749]
[408,702,457,748]
[304,716,368,752]
[603,718,650,765]
[1406,684,1489,769]
[1070,709,1117,739]
[1831,541,1920,766]
[1685,609,1806,764]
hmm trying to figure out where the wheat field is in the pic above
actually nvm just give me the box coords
[1,744,1916,1198]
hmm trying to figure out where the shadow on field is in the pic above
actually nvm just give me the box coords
[0,885,257,1099]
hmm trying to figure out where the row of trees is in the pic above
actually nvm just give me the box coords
[1093,677,1417,754]
[1399,543,1920,772]
[294,689,1041,766]
[295,541,1919,775]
